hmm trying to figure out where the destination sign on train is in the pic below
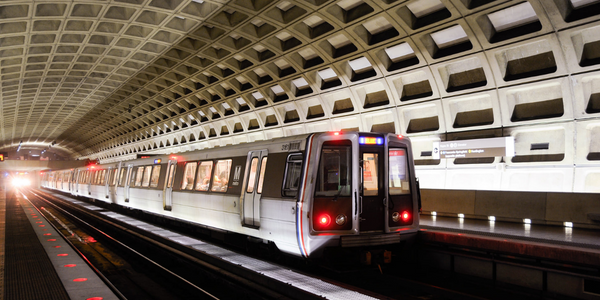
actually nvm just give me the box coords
[432,137,515,159]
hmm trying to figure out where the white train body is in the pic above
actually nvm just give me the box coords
[42,132,420,258]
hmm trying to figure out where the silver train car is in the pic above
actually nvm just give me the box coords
[42,131,420,258]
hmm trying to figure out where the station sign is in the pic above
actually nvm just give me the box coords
[432,137,515,159]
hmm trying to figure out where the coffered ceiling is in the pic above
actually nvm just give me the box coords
[1,0,599,162]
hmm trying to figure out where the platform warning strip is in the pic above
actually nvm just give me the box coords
[2,188,118,300]
[4,189,70,300]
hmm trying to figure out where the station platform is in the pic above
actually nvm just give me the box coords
[419,215,600,266]
[0,186,118,300]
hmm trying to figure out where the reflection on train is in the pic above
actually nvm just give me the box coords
[42,132,420,258]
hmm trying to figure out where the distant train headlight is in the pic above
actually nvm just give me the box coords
[12,178,31,187]
[392,212,400,222]
[335,214,346,226]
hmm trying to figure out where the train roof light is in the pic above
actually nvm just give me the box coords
[154,159,162,164]
[359,137,383,145]
[170,155,178,161]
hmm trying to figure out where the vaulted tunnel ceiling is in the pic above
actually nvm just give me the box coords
[1,0,599,162]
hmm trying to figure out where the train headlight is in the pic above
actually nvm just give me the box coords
[335,214,346,226]
[392,212,400,222]
[12,178,31,187]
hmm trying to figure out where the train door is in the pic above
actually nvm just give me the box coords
[241,150,268,228]
[163,160,177,211]
[88,170,92,195]
[71,170,78,195]
[69,170,77,194]
[124,165,133,202]
[67,171,72,191]
[109,163,121,202]
[104,168,111,199]
[359,140,386,232]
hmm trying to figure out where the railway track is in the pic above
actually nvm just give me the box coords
[28,188,576,300]
[21,189,289,300]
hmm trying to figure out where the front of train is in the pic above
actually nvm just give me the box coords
[296,131,420,259]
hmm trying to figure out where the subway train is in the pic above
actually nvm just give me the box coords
[41,131,420,258]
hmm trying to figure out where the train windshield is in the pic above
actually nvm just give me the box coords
[389,149,410,195]
[315,141,352,197]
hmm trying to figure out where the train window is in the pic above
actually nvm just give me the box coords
[362,153,379,196]
[142,166,152,187]
[119,168,126,186]
[246,158,259,193]
[282,153,303,197]
[315,141,352,197]
[195,161,213,191]
[181,162,197,190]
[92,171,98,185]
[100,170,107,185]
[167,164,176,188]
[130,169,137,186]
[135,167,144,186]
[111,169,118,186]
[211,159,232,192]
[257,157,267,194]
[150,165,161,188]
[389,149,410,195]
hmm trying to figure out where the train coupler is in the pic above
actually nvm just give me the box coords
[360,249,393,265]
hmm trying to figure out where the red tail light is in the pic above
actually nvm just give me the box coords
[401,211,410,222]
[318,214,331,226]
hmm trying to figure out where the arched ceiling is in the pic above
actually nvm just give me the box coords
[1,0,599,161]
